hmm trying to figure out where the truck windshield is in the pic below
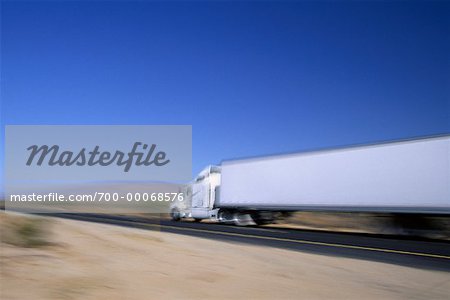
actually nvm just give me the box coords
[210,166,221,173]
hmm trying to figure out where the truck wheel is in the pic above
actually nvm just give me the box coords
[251,212,275,225]
[233,212,254,226]
[170,208,181,221]
[218,210,234,224]
[193,218,202,222]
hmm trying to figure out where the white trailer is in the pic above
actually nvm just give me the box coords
[170,136,450,225]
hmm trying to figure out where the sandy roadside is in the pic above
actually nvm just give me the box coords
[1,214,449,300]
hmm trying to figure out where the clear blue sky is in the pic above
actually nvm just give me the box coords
[1,0,449,190]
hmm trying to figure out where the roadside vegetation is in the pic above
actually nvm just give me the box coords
[1,213,53,247]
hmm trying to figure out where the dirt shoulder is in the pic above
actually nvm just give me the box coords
[1,212,449,299]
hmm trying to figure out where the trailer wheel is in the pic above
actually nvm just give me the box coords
[251,212,275,225]
[170,208,181,221]
[253,218,272,226]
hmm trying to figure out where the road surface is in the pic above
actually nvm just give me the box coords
[49,213,450,272]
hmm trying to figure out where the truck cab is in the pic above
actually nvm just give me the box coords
[170,165,221,221]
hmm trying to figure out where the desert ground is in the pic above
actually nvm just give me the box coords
[1,212,449,300]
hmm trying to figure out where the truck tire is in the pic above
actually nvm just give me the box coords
[251,212,275,225]
[170,208,181,221]
[218,210,235,224]
[233,212,254,226]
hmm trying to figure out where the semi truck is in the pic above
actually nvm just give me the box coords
[170,135,450,225]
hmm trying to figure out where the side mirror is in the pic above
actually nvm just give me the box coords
[195,175,205,182]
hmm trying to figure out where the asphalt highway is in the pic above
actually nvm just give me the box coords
[49,213,450,272]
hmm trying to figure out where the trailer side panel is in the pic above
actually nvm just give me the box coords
[218,137,450,213]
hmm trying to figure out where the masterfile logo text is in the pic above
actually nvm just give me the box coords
[26,142,170,172]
